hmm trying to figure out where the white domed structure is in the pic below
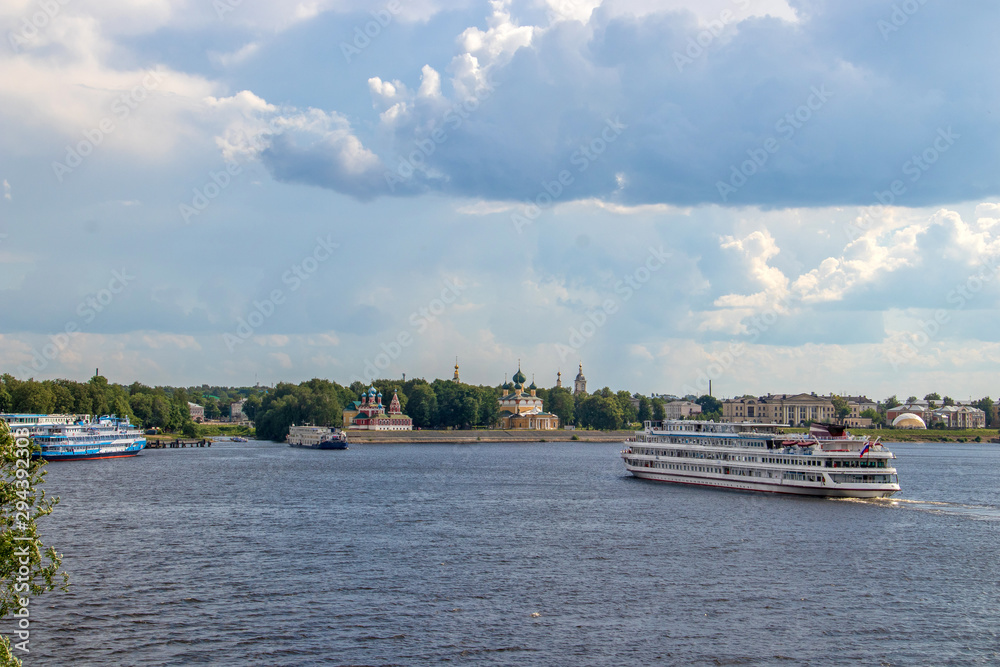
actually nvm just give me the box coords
[892,412,927,429]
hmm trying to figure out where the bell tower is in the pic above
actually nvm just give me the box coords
[574,363,587,395]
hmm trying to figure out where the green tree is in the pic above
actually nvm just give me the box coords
[577,395,623,430]
[457,392,479,428]
[861,408,885,426]
[924,393,941,402]
[475,386,501,427]
[204,398,221,421]
[48,383,74,414]
[637,396,653,423]
[69,383,93,415]
[88,375,111,416]
[0,386,10,413]
[652,399,665,421]
[831,395,851,423]
[149,396,172,429]
[972,397,995,427]
[881,395,900,412]
[547,387,574,426]
[11,381,54,415]
[129,393,153,427]
[242,394,262,423]
[0,421,68,664]
[615,391,638,425]
[942,396,955,407]
[906,396,918,403]
[695,395,722,420]
[406,384,438,428]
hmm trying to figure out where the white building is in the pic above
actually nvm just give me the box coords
[664,401,702,419]
[188,402,205,423]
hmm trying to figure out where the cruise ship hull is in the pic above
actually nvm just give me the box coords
[34,438,147,461]
[626,467,897,498]
[289,440,348,450]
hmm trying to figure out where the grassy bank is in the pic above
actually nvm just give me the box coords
[785,426,999,443]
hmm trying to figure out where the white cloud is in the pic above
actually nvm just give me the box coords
[209,41,261,68]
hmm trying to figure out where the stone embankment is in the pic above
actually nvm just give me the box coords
[346,429,633,444]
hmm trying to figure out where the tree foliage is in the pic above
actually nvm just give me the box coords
[637,396,652,423]
[695,395,722,420]
[972,397,995,427]
[881,395,901,411]
[860,408,885,426]
[0,421,68,664]
[546,387,574,425]
[576,394,623,430]
[831,395,851,422]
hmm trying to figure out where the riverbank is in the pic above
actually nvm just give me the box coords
[785,427,1000,443]
[345,429,634,444]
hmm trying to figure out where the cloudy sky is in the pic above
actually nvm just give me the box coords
[2,0,999,400]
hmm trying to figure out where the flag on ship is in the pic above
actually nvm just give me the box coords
[859,441,871,457]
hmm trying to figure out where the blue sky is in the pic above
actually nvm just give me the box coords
[2,0,1000,400]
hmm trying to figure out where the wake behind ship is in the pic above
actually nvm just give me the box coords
[622,420,899,498]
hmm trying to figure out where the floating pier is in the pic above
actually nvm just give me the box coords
[145,439,212,449]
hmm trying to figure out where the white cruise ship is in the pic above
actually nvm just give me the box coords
[621,420,899,498]
[286,425,348,450]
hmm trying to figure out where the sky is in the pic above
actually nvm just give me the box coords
[1,0,1000,400]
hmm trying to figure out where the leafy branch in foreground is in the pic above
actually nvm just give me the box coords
[0,421,68,665]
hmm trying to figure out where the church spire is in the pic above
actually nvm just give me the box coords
[453,357,460,383]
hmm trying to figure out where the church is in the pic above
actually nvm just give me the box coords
[498,364,560,430]
[343,386,413,430]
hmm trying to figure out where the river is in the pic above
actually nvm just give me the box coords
[16,440,1000,665]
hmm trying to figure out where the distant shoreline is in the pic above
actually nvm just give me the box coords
[344,429,634,444]
[144,427,1000,446]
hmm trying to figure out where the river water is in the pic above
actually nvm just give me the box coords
[13,441,1000,665]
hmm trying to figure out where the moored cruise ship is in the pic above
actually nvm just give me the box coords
[30,415,147,461]
[286,425,348,450]
[621,420,899,498]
